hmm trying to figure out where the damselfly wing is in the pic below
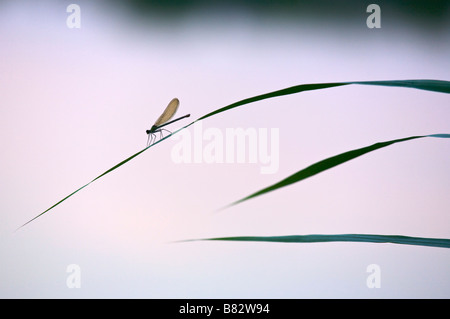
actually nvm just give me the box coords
[153,97,179,128]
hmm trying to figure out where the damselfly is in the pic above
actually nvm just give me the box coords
[146,98,190,146]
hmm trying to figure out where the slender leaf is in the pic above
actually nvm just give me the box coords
[197,80,450,121]
[225,134,450,208]
[18,80,450,228]
[196,82,348,121]
[182,234,450,249]
[352,79,450,94]
[16,137,164,230]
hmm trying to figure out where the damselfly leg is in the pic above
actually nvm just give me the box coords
[146,128,173,146]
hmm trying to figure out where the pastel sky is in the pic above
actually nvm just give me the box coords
[1,0,449,298]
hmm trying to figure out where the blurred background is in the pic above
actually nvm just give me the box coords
[1,0,449,298]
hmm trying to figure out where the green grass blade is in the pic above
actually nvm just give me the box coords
[183,234,450,249]
[16,183,92,230]
[225,134,450,208]
[18,79,450,228]
[197,80,450,121]
[16,140,163,230]
[196,82,348,121]
[352,79,450,94]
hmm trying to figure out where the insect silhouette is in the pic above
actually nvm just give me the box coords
[146,98,190,146]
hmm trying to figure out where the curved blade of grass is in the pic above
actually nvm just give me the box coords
[18,80,450,229]
[352,79,450,94]
[196,79,450,122]
[182,234,450,249]
[225,134,450,209]
[196,82,348,121]
[16,137,166,230]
